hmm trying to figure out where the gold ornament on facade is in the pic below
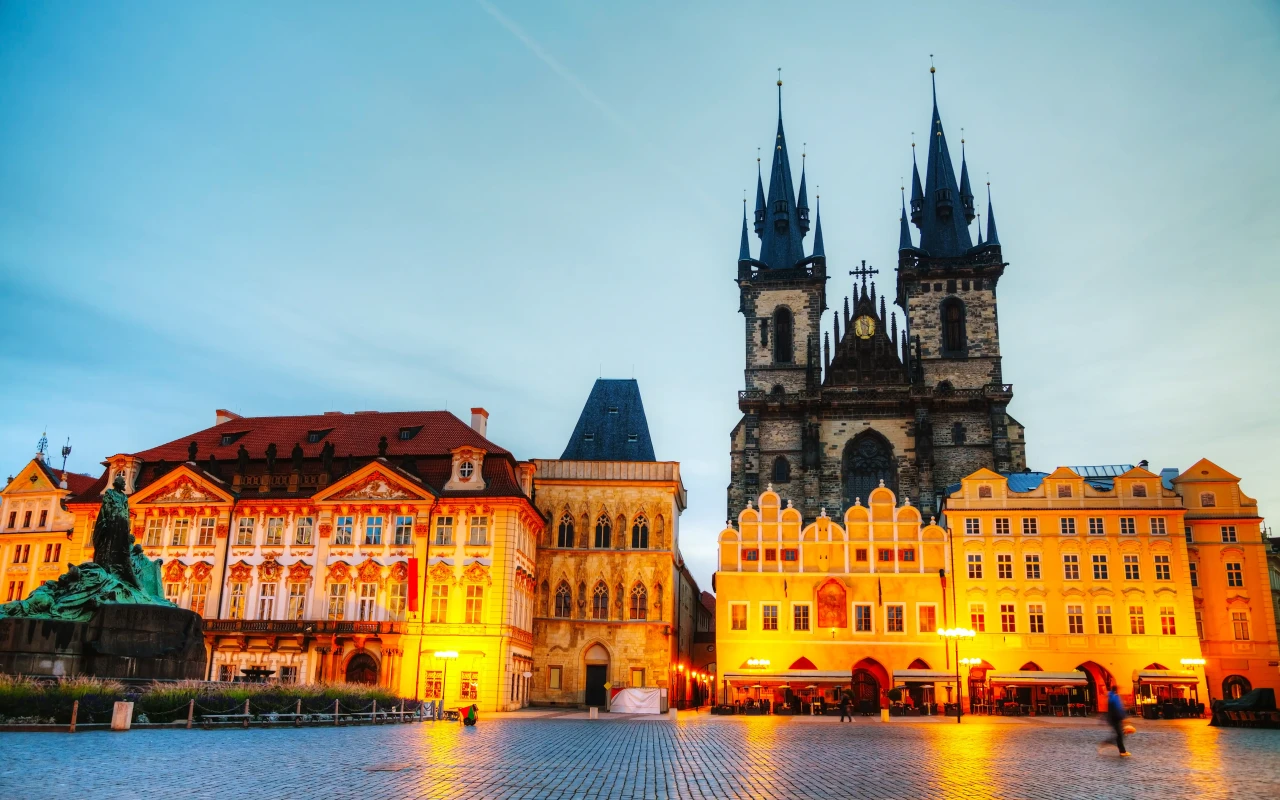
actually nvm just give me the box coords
[258,557,283,582]
[327,561,353,586]
[389,561,409,583]
[190,561,214,582]
[286,561,313,582]
[427,561,455,586]
[163,559,188,585]
[357,558,384,586]
[461,561,492,586]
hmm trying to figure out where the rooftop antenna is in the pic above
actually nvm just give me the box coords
[61,438,72,473]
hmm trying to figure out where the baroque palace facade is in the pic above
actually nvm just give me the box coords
[19,382,700,712]
[714,71,1278,710]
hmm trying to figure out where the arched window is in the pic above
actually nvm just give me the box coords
[1223,675,1251,700]
[1200,492,1216,508]
[941,298,966,354]
[629,584,648,620]
[554,582,572,618]
[773,307,794,363]
[770,384,786,396]
[594,515,611,548]
[631,515,649,549]
[592,582,609,620]
[772,456,791,484]
[556,513,575,548]
[842,431,898,509]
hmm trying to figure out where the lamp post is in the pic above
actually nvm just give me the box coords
[937,628,976,724]
[434,650,458,719]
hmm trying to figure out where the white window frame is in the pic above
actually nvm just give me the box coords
[884,603,906,634]
[729,601,748,631]
[1027,603,1045,634]
[1060,517,1077,536]
[170,518,190,547]
[265,517,284,547]
[964,518,981,536]
[295,517,314,546]
[761,602,779,631]
[853,602,874,633]
[916,603,937,634]
[257,582,277,620]
[1022,517,1039,536]
[1024,553,1041,580]
[791,602,811,632]
[236,517,255,546]
[357,582,378,621]
[197,517,217,547]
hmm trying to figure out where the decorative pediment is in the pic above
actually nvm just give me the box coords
[389,561,409,583]
[428,561,455,585]
[163,560,188,584]
[228,561,253,583]
[1087,587,1115,598]
[357,558,384,585]
[132,466,232,505]
[327,561,354,585]
[461,561,492,586]
[1022,585,1046,598]
[258,557,283,583]
[287,561,313,582]
[191,561,214,582]
[5,461,55,494]
[314,462,433,503]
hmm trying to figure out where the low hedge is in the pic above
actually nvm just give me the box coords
[0,674,420,725]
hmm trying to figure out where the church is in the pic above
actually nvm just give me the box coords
[728,70,1026,522]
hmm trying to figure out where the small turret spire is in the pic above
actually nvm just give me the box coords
[909,139,924,228]
[823,331,830,371]
[812,193,824,257]
[739,195,751,262]
[879,293,887,323]
[975,207,983,246]
[890,311,898,344]
[958,132,975,223]
[834,305,841,344]
[899,184,914,251]
[918,61,973,256]
[843,296,849,325]
[753,152,765,237]
[985,181,1000,245]
[797,147,811,236]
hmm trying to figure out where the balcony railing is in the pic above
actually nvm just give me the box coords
[203,619,405,635]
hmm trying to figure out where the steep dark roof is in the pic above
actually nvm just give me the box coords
[559,379,657,461]
[31,458,98,495]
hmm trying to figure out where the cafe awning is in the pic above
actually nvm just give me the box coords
[722,671,852,683]
[987,671,1088,686]
[1135,670,1199,685]
[892,669,958,684]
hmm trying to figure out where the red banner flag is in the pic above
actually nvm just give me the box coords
[407,557,419,612]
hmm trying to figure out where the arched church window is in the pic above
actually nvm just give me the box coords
[773,456,791,484]
[952,422,967,446]
[631,515,649,549]
[842,432,898,510]
[592,582,609,620]
[594,515,611,548]
[554,582,572,618]
[941,298,966,354]
[629,584,648,620]
[557,513,575,548]
[770,385,786,396]
[774,307,794,364]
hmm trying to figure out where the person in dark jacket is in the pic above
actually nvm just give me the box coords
[1102,687,1131,756]
[839,692,851,722]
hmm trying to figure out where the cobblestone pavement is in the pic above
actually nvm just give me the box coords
[1,713,1277,799]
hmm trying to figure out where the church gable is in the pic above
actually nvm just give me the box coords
[1173,458,1239,484]
[3,461,56,495]
[823,279,909,388]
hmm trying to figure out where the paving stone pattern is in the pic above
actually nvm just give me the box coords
[1,715,1277,799]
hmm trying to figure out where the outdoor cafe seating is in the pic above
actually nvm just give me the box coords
[1133,670,1203,718]
[983,671,1091,716]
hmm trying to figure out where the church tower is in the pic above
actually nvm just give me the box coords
[728,78,826,516]
[728,68,1026,522]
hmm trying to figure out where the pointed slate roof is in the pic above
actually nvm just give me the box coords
[739,201,752,261]
[899,190,914,251]
[756,85,806,270]
[985,184,1000,245]
[559,379,657,461]
[812,197,825,257]
[918,70,973,257]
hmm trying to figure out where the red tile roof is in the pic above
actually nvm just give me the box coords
[31,458,99,496]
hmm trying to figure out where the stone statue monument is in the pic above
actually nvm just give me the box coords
[0,468,205,679]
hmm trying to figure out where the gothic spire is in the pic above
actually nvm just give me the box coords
[823,331,831,371]
[812,196,825,257]
[753,156,765,237]
[958,136,975,223]
[899,187,914,251]
[757,74,806,270]
[985,182,1000,245]
[918,65,973,256]
[797,152,811,236]
[909,143,924,227]
[879,293,887,323]
[739,198,751,262]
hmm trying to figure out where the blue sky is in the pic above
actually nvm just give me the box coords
[2,1,1278,589]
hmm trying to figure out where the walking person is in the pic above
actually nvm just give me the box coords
[1101,686,1132,757]
[839,692,851,722]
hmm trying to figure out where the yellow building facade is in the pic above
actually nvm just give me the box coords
[945,466,1205,711]
[1174,459,1279,700]
[716,484,954,713]
[1,454,96,606]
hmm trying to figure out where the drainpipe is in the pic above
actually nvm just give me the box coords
[207,493,240,681]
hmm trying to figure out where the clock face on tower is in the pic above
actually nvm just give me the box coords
[854,315,876,339]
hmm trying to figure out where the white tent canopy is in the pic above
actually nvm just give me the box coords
[1134,670,1199,685]
[987,671,1088,686]
[892,669,958,684]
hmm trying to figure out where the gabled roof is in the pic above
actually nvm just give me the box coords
[1173,458,1240,484]
[4,458,97,496]
[559,379,657,461]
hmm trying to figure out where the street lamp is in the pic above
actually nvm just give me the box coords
[434,650,458,720]
[1181,657,1208,705]
[937,627,977,724]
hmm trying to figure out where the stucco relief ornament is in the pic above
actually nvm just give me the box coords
[357,558,383,586]
[340,472,413,501]
[287,561,313,582]
[428,561,455,585]
[327,561,353,585]
[191,561,214,582]
[228,561,253,583]
[258,557,283,582]
[163,560,188,584]
[152,477,217,504]
[389,561,408,583]
[462,562,492,586]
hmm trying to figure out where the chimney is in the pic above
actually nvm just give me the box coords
[470,407,489,438]
[216,409,242,426]
[1138,459,1149,470]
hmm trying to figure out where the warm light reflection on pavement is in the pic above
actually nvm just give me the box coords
[2,714,1277,799]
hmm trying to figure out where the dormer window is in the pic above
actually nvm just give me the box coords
[398,425,422,441]
[607,407,619,414]
[1131,484,1147,498]
[307,428,333,444]
[583,433,594,442]
[219,431,248,447]
[1057,485,1073,498]
[459,461,474,479]
[628,434,638,443]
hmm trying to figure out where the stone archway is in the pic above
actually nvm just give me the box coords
[583,643,610,708]
[345,652,379,685]
[1075,660,1113,711]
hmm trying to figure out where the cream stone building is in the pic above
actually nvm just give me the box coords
[529,380,698,709]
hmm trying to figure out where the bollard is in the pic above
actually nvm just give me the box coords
[243,698,250,728]
[668,708,678,722]
[334,699,340,726]
[589,707,598,720]
[186,699,194,729]
[295,699,302,727]
[372,699,377,725]
[111,701,134,731]
[70,700,79,733]
[880,708,890,723]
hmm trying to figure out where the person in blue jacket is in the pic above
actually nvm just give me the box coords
[1103,686,1131,756]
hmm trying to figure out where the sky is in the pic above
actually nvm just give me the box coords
[2,1,1278,591]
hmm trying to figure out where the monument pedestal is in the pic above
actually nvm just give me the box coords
[0,604,207,681]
